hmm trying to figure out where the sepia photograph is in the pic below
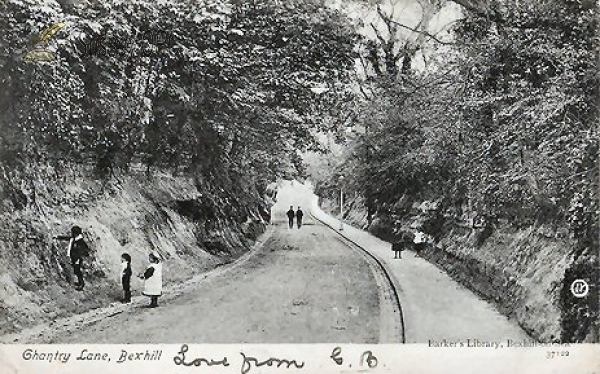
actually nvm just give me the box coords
[0,0,598,371]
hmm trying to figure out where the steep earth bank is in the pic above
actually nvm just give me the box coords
[0,165,266,335]
[318,195,597,343]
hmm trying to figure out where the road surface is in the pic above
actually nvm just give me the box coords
[28,214,396,343]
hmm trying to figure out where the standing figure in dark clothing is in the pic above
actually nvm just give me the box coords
[286,206,295,229]
[392,241,404,259]
[121,253,132,303]
[56,225,89,291]
[391,231,414,259]
[296,207,304,229]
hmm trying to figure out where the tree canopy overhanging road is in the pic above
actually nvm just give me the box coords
[0,0,596,343]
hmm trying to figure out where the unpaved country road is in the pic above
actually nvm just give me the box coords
[45,216,385,343]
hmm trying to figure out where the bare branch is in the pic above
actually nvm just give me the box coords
[376,5,395,36]
[359,84,372,101]
[370,22,387,45]
[393,47,404,64]
[357,55,373,81]
[383,16,455,45]
[364,41,383,76]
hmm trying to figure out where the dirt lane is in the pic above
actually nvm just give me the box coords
[46,217,382,343]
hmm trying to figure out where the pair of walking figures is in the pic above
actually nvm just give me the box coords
[286,206,304,229]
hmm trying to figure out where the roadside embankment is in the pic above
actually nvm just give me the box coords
[0,165,266,335]
[318,194,597,342]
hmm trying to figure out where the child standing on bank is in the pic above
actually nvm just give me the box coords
[56,225,90,291]
[121,253,132,303]
[139,253,162,308]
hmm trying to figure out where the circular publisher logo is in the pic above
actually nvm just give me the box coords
[570,279,589,298]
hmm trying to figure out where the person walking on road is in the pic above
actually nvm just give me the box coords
[296,207,304,229]
[139,253,162,308]
[56,225,89,291]
[121,253,132,303]
[286,206,295,229]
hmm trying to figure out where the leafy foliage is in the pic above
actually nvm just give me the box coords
[330,0,597,235]
[314,0,598,342]
[0,0,357,217]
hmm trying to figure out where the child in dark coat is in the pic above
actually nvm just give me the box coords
[392,231,414,259]
[56,225,90,291]
[121,253,132,303]
[392,241,404,259]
